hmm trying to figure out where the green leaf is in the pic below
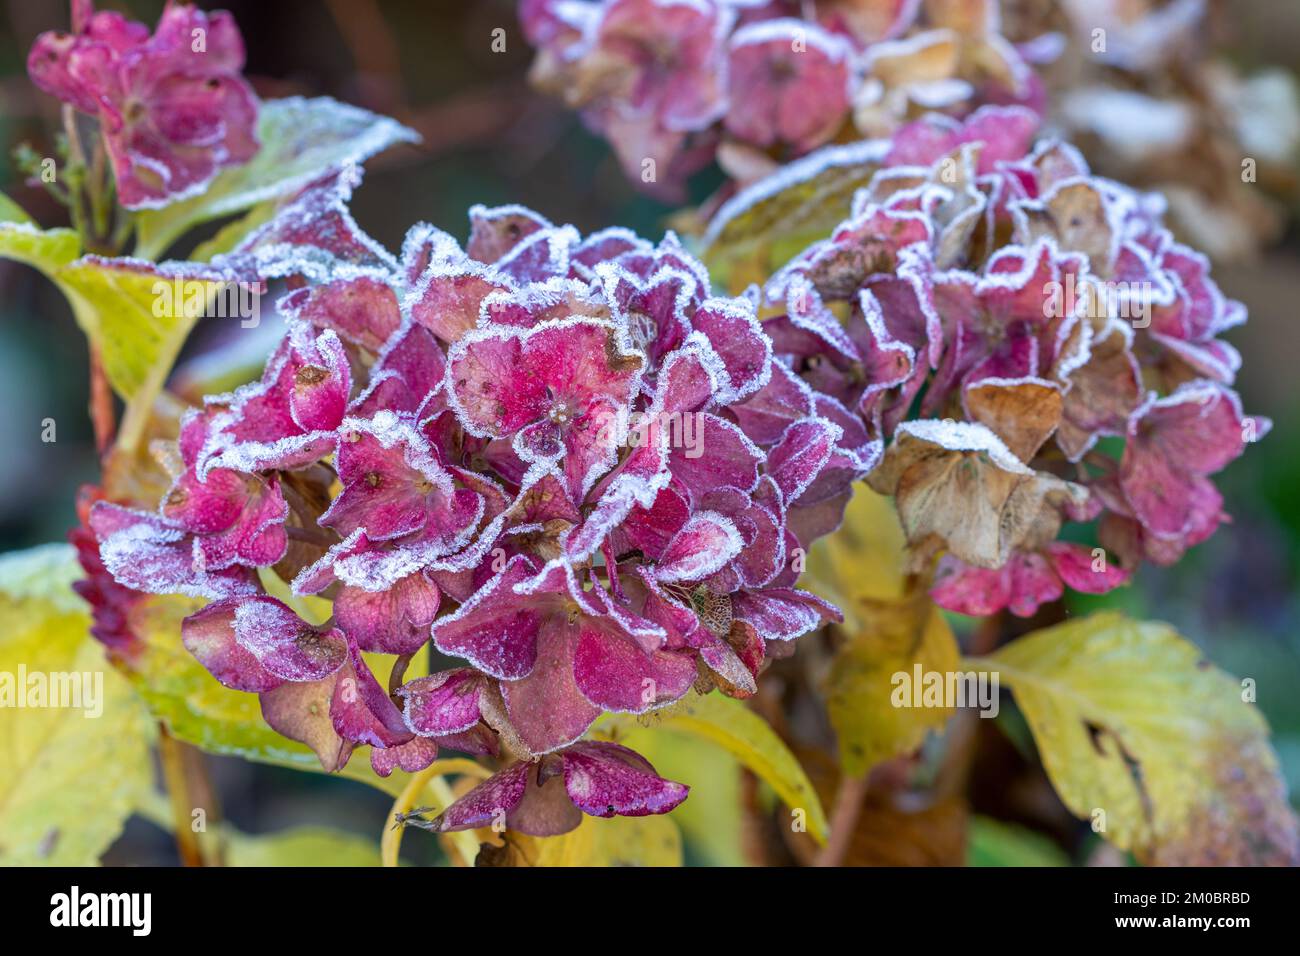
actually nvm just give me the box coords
[0,544,155,866]
[598,692,830,844]
[0,220,82,285]
[967,816,1071,867]
[0,191,34,225]
[135,96,419,259]
[701,138,887,286]
[968,612,1300,865]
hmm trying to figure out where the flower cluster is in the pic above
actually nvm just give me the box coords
[28,0,258,208]
[520,0,1045,190]
[88,169,866,833]
[761,105,1265,618]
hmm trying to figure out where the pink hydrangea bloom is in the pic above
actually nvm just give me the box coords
[91,174,854,828]
[758,108,1264,617]
[519,0,1043,190]
[28,0,259,208]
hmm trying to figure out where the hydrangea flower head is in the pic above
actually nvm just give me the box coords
[89,180,859,832]
[759,107,1264,617]
[28,0,259,208]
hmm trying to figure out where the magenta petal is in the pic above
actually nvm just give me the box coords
[288,330,350,433]
[560,741,688,818]
[572,624,697,713]
[1120,383,1247,537]
[260,673,353,771]
[689,298,771,401]
[334,571,439,656]
[431,555,545,680]
[669,414,763,502]
[731,361,816,445]
[655,511,744,583]
[231,596,348,682]
[1003,552,1064,618]
[330,642,411,749]
[371,736,438,778]
[182,600,284,693]
[92,502,257,599]
[500,617,602,754]
[281,275,401,352]
[466,203,552,263]
[428,761,530,831]
[1046,542,1131,595]
[194,474,289,571]
[930,557,1012,617]
[725,19,851,153]
[730,587,841,641]
[767,418,841,505]
[399,669,484,736]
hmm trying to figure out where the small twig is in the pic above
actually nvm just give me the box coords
[380,759,493,867]
[812,773,869,867]
[88,346,115,455]
[158,727,205,867]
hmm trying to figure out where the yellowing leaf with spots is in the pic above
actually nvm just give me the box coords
[0,545,155,866]
[969,612,1300,865]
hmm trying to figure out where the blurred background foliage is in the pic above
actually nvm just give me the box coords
[0,0,1297,865]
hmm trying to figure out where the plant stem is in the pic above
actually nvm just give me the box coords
[158,727,205,867]
[88,346,115,454]
[380,759,493,867]
[812,772,869,867]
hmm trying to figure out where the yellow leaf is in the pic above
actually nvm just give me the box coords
[500,815,683,867]
[56,259,227,407]
[0,545,155,866]
[804,486,909,630]
[701,138,887,285]
[598,692,829,844]
[803,488,954,773]
[825,593,960,776]
[225,826,380,866]
[969,612,1300,865]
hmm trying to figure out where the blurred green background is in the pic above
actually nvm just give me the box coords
[0,0,1296,864]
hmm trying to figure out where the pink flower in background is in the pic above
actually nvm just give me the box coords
[28,0,259,207]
